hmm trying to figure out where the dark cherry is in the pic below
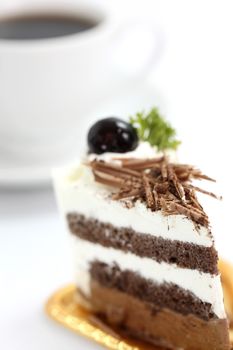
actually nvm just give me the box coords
[88,117,139,154]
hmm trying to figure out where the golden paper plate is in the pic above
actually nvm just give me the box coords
[46,259,233,350]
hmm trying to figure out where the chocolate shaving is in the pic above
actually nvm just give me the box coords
[154,182,169,194]
[188,184,222,200]
[142,174,155,209]
[190,171,216,182]
[112,188,142,200]
[167,165,185,201]
[161,162,168,180]
[163,201,209,227]
[93,171,123,188]
[115,157,165,170]
[91,160,141,178]
[153,187,159,211]
[88,156,221,228]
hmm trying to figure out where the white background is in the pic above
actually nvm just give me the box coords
[1,0,233,349]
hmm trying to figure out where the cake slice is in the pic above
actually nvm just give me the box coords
[53,112,230,350]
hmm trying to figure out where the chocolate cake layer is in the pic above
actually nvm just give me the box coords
[67,213,218,274]
[86,281,230,350]
[90,261,216,321]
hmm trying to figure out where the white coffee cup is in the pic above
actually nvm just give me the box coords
[0,0,162,168]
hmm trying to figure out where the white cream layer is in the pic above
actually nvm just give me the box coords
[71,236,225,319]
[88,141,171,163]
[54,163,213,247]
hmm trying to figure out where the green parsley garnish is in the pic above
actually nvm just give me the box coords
[130,107,181,151]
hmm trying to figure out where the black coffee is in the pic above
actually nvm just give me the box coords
[0,14,98,40]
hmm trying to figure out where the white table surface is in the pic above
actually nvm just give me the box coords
[1,1,233,349]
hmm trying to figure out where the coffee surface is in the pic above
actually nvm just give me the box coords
[0,14,97,40]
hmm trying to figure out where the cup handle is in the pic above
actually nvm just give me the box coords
[109,20,164,79]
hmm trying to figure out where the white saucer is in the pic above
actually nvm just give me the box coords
[0,80,165,188]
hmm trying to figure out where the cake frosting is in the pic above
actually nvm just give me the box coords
[88,141,172,163]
